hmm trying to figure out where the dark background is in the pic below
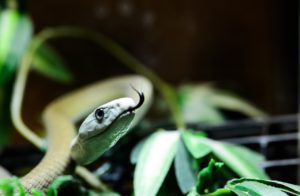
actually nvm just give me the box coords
[22,0,297,130]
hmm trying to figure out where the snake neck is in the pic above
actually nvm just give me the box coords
[19,75,153,192]
[20,107,76,192]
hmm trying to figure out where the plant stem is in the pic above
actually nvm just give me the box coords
[75,166,110,192]
[34,27,186,130]
[11,34,45,149]
[11,27,187,192]
[205,188,234,196]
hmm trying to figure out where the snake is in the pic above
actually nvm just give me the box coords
[9,45,153,192]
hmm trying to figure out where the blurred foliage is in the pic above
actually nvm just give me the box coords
[0,0,72,147]
[187,162,300,196]
[195,159,224,194]
[174,138,197,194]
[133,130,179,196]
[0,1,295,196]
[0,6,32,84]
[225,178,300,196]
[178,84,266,124]
[32,45,73,84]
[182,131,268,179]
[0,0,32,147]
[0,176,120,196]
[131,84,269,195]
[0,177,25,195]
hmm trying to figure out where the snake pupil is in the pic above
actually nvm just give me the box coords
[95,108,104,121]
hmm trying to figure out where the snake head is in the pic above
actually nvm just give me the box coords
[71,91,144,165]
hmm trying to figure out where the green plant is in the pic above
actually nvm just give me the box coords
[187,160,300,196]
[131,83,269,195]
[0,0,73,147]
[0,1,296,196]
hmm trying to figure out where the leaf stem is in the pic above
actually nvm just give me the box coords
[75,166,110,192]
[11,33,44,149]
[205,188,234,196]
[11,26,186,191]
[33,27,186,130]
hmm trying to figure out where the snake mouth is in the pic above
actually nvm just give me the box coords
[81,91,144,142]
[71,90,145,165]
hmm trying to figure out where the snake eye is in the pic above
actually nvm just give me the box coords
[95,108,104,122]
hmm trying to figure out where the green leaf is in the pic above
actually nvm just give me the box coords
[0,9,19,67]
[0,178,14,195]
[47,175,74,196]
[178,85,224,124]
[0,8,32,146]
[174,139,197,194]
[47,175,118,196]
[5,14,32,73]
[209,89,267,118]
[181,131,212,159]
[12,176,26,196]
[226,178,289,196]
[134,130,179,196]
[31,188,46,196]
[196,159,224,194]
[178,84,266,126]
[32,44,73,84]
[182,130,268,179]
[204,188,235,196]
[89,192,120,196]
[187,187,201,196]
[130,139,146,164]
[202,139,269,179]
[0,9,32,84]
[224,143,264,168]
[227,178,300,196]
[0,177,26,196]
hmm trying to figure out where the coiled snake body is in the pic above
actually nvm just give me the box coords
[11,68,153,191]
